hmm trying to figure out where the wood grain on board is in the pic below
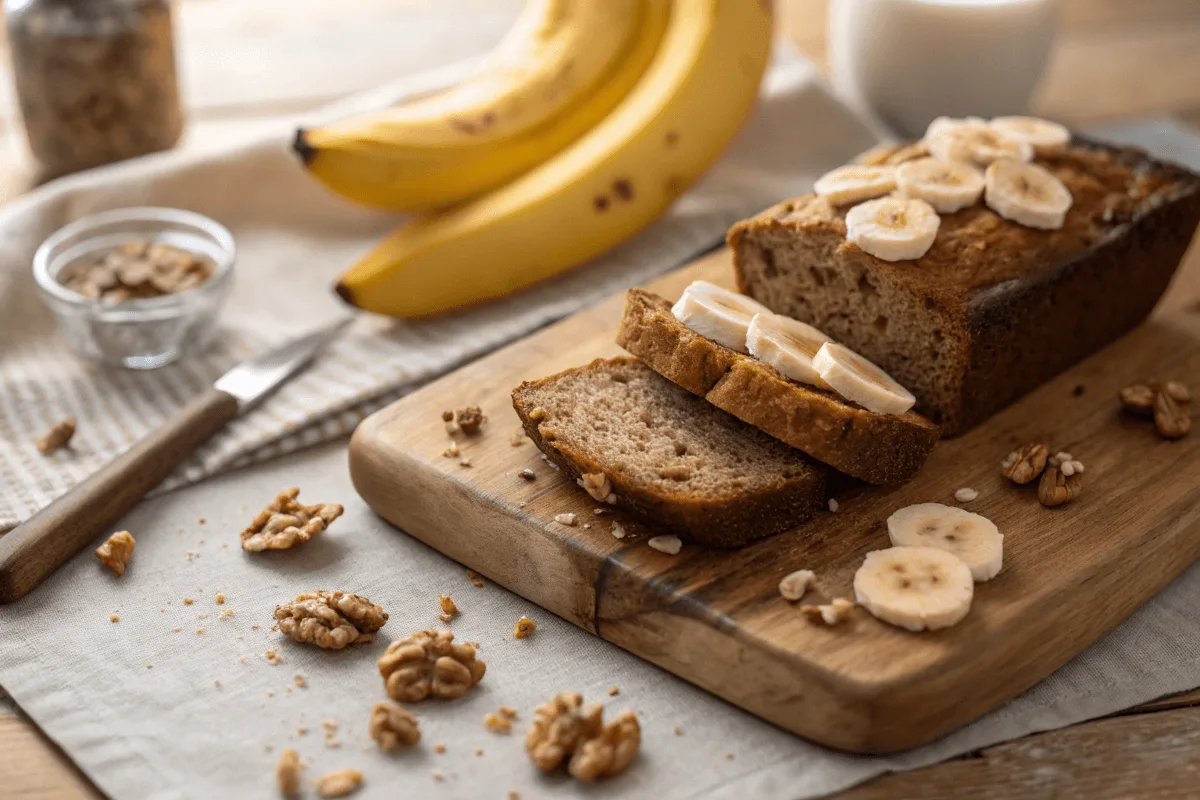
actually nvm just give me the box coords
[349,247,1200,754]
[5,0,1200,797]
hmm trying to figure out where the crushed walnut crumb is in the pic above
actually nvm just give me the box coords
[183,598,194,606]
[459,457,473,468]
[109,613,119,623]
[778,569,815,602]
[485,713,512,734]
[370,702,420,751]
[455,405,486,435]
[378,629,486,702]
[467,570,485,588]
[578,472,617,504]
[610,522,627,540]
[215,591,225,604]
[431,770,444,782]
[96,530,136,576]
[241,488,343,552]
[275,748,303,798]
[800,597,856,625]
[264,649,283,666]
[554,513,577,527]
[442,441,460,458]
[507,791,520,800]
[433,743,446,754]
[439,594,458,618]
[315,768,363,798]
[525,692,641,783]
[294,674,307,689]
[647,535,681,555]
[36,417,76,455]
[954,487,979,503]
[510,430,527,447]
[673,726,683,736]
[519,468,536,481]
[607,686,619,697]
[514,616,536,639]
[195,628,205,634]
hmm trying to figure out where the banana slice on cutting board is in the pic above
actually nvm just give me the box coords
[813,342,916,414]
[853,546,974,632]
[887,503,1004,582]
[746,313,835,390]
[989,116,1070,156]
[671,281,772,353]
[844,196,940,262]
[813,165,897,206]
[927,118,1033,166]
[984,158,1073,230]
[895,157,985,213]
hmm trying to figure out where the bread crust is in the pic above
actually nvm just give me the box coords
[511,357,826,547]
[616,290,939,485]
[729,138,1200,436]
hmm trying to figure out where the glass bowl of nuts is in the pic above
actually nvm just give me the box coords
[33,207,235,369]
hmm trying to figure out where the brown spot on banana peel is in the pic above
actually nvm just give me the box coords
[613,179,635,201]
[593,195,610,212]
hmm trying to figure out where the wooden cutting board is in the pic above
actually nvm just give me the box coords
[348,248,1200,754]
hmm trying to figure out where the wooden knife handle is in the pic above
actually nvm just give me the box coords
[0,388,240,603]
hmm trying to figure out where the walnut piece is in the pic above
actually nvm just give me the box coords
[315,768,363,798]
[514,616,536,639]
[455,406,486,435]
[60,240,213,303]
[1038,463,1083,507]
[370,702,421,751]
[274,591,389,650]
[1119,383,1157,417]
[242,488,344,552]
[648,535,682,555]
[377,629,486,702]
[524,693,641,783]
[577,472,616,504]
[485,713,513,734]
[439,594,457,617]
[275,748,303,798]
[1000,443,1049,485]
[778,569,815,601]
[800,597,856,625]
[96,530,136,576]
[1155,390,1192,440]
[36,417,76,454]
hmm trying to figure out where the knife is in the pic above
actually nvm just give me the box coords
[0,317,354,603]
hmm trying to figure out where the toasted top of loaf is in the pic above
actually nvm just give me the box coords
[511,357,826,547]
[616,289,939,485]
[727,139,1200,313]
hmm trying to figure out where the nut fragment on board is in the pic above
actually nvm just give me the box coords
[1038,463,1083,508]
[369,702,421,751]
[96,530,136,576]
[554,513,578,526]
[800,597,856,626]
[578,472,616,504]
[315,768,364,798]
[778,569,815,601]
[276,748,303,797]
[274,591,389,650]
[954,487,979,503]
[514,616,537,639]
[1154,390,1192,440]
[648,535,682,555]
[525,692,640,783]
[1000,443,1049,484]
[241,488,344,551]
[36,417,76,454]
[454,405,487,435]
[377,629,486,702]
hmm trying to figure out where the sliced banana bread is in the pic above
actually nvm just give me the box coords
[729,138,1200,436]
[511,357,826,547]
[616,289,939,485]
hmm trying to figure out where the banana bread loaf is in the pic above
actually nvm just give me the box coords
[729,138,1200,436]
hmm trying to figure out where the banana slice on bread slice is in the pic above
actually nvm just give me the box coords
[813,342,916,415]
[887,503,1003,582]
[671,280,771,353]
[854,546,974,632]
[746,313,835,391]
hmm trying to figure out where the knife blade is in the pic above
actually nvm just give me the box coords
[0,317,354,603]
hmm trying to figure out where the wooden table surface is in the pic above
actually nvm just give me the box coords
[3,1,1200,797]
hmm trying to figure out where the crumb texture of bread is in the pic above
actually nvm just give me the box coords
[730,140,1200,435]
[511,357,825,547]
[616,290,939,485]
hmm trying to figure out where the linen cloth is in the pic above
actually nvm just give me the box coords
[0,42,874,533]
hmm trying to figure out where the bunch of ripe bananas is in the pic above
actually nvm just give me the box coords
[295,0,774,317]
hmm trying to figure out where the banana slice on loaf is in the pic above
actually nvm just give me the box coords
[511,357,826,547]
[617,288,940,485]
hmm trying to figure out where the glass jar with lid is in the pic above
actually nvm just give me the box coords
[4,0,184,179]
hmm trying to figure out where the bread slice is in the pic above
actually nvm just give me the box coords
[616,288,939,485]
[511,357,826,547]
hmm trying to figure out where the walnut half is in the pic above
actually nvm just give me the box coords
[369,702,421,751]
[96,530,136,576]
[241,488,343,552]
[377,630,486,702]
[274,591,388,650]
[524,692,640,783]
[1000,443,1049,485]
